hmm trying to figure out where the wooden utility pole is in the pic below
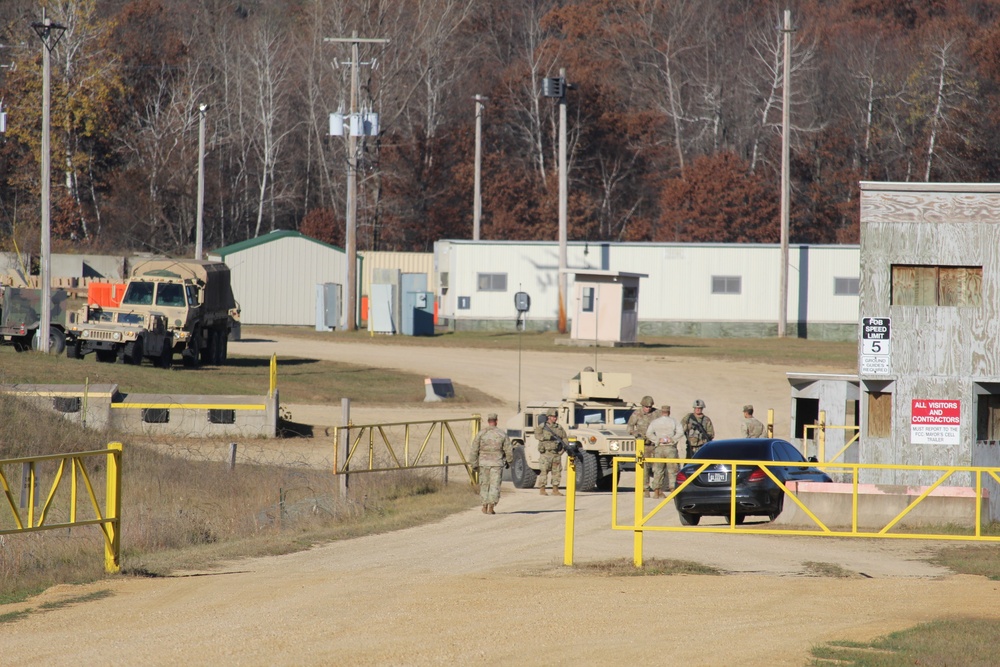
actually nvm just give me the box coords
[778,10,792,338]
[195,103,207,260]
[558,68,568,334]
[325,33,388,331]
[473,95,486,240]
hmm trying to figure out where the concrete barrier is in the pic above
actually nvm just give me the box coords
[776,481,990,529]
[424,377,454,402]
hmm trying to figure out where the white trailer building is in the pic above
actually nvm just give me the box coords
[434,240,860,340]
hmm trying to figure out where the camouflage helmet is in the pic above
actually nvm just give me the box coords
[693,399,706,409]
[640,395,654,408]
[546,408,558,417]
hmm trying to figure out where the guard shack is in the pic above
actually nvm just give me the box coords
[787,373,860,462]
[859,182,1000,516]
[569,270,647,346]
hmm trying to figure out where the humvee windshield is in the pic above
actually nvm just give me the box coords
[573,407,631,426]
[117,313,143,325]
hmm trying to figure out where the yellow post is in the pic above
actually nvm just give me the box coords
[105,442,122,573]
[268,353,277,397]
[634,438,645,567]
[564,450,577,566]
[766,408,774,438]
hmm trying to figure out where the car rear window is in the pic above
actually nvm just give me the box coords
[693,441,770,460]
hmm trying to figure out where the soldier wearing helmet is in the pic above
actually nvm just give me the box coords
[534,408,567,496]
[471,413,513,515]
[627,395,662,497]
[682,399,715,458]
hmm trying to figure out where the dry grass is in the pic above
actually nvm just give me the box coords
[809,618,1000,666]
[929,543,1000,580]
[802,560,863,578]
[0,345,496,406]
[572,557,722,576]
[0,393,479,604]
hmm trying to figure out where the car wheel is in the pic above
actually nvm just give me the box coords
[725,514,746,525]
[768,495,785,522]
[511,445,538,489]
[66,341,82,359]
[678,512,700,526]
[575,451,599,493]
[124,338,144,366]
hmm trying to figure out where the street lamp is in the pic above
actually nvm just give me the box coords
[30,12,66,355]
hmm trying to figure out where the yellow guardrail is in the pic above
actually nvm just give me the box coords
[803,410,860,464]
[561,454,1000,567]
[333,417,478,482]
[0,443,122,573]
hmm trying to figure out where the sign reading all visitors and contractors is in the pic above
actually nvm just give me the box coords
[860,316,891,375]
[911,399,961,445]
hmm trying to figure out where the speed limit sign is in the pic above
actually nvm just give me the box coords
[861,317,891,375]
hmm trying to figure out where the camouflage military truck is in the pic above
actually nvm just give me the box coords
[0,286,86,354]
[505,370,638,492]
[66,258,239,367]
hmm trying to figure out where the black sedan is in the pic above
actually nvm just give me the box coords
[673,438,832,525]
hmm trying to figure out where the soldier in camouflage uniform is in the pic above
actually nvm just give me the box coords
[740,404,765,439]
[682,399,715,458]
[646,405,683,497]
[627,396,661,497]
[471,413,514,515]
[535,408,567,496]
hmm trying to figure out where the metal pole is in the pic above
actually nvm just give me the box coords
[195,104,207,260]
[778,10,792,338]
[39,16,52,354]
[473,95,485,241]
[339,397,350,497]
[558,68,568,335]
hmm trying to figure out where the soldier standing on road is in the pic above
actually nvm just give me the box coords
[627,396,661,497]
[535,408,566,496]
[682,399,715,459]
[646,405,683,498]
[740,405,765,439]
[471,413,514,515]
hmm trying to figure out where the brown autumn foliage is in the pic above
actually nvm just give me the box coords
[2,0,1000,256]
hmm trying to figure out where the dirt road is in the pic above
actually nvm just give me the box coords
[3,335,997,666]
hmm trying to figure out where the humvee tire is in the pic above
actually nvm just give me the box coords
[575,451,600,492]
[511,445,538,489]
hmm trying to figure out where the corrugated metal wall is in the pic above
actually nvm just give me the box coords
[435,240,859,327]
[214,236,348,325]
[360,251,433,297]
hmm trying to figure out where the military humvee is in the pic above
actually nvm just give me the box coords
[505,370,638,492]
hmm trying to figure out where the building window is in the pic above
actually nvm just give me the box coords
[711,276,741,295]
[834,277,859,296]
[867,392,891,438]
[477,273,507,292]
[209,409,236,425]
[891,265,982,306]
[582,287,595,312]
[142,408,170,424]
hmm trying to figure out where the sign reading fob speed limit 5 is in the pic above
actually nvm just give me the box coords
[861,316,891,375]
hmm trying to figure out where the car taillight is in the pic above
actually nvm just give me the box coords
[747,468,766,482]
[676,471,688,483]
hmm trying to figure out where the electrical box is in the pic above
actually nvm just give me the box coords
[542,77,565,98]
[514,291,531,313]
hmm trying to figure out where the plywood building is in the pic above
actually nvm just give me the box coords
[858,182,1000,499]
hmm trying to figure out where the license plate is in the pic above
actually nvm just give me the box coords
[706,472,728,483]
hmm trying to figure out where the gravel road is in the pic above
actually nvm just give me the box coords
[3,335,997,666]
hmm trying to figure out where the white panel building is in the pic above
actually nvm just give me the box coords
[210,230,355,326]
[434,240,860,340]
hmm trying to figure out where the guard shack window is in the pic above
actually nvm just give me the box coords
[582,287,595,312]
[891,265,982,306]
[477,273,507,292]
[711,276,741,295]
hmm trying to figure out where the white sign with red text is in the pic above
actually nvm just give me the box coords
[911,399,960,445]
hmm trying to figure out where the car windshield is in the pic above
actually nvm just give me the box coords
[611,409,631,425]
[117,312,143,325]
[693,441,772,461]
